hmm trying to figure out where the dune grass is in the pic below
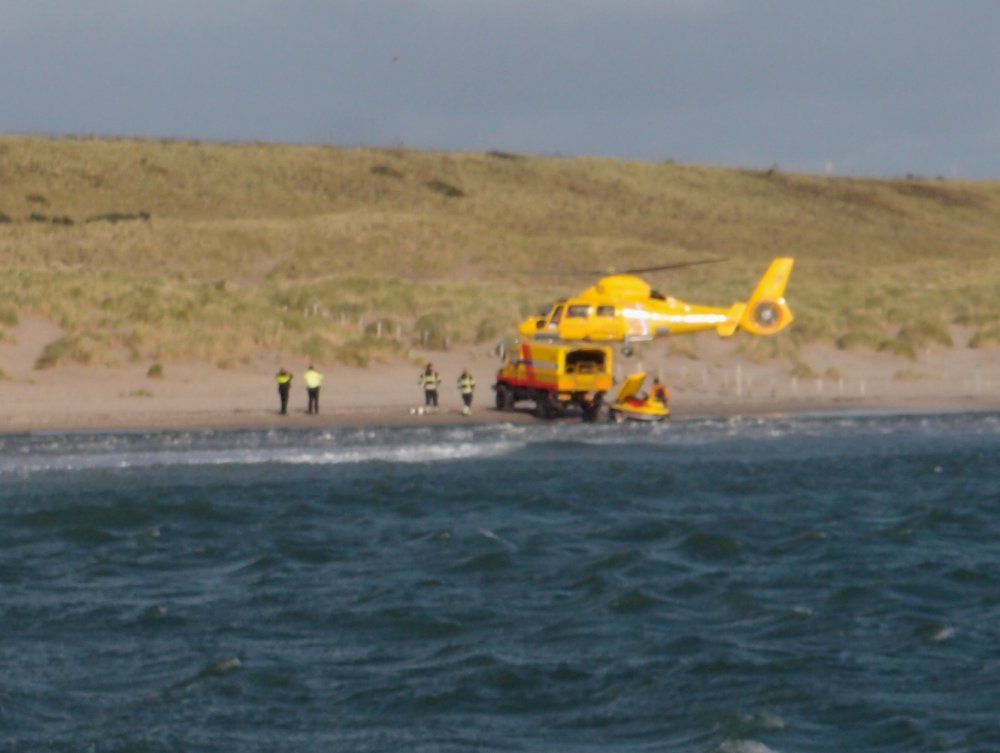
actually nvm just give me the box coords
[1,134,998,367]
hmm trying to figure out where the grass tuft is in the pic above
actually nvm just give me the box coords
[0,305,17,326]
[146,363,164,379]
[424,179,465,198]
[789,359,815,378]
[370,164,403,179]
[969,326,1000,349]
[877,337,918,361]
[35,336,101,369]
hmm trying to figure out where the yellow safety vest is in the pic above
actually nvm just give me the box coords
[304,370,323,388]
[420,371,441,389]
[276,374,292,384]
[458,375,475,394]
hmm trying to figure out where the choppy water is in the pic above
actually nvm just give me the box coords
[1,413,998,752]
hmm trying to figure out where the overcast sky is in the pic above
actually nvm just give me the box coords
[2,0,998,177]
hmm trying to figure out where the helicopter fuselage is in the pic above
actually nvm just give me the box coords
[518,258,794,343]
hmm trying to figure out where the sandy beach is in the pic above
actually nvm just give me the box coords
[1,315,996,434]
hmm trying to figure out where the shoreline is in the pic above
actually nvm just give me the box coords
[3,395,997,436]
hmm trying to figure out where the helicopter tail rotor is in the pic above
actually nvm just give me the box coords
[738,258,795,336]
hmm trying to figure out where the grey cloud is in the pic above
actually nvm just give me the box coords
[1,0,997,177]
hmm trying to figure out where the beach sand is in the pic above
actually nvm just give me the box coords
[1,316,997,433]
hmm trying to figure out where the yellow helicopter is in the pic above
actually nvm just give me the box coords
[518,257,794,354]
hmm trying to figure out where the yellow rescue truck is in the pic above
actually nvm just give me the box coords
[493,341,614,419]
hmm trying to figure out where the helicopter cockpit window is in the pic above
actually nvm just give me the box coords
[550,305,564,325]
[566,305,590,318]
[596,305,615,317]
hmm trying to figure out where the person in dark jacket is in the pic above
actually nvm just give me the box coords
[276,368,292,415]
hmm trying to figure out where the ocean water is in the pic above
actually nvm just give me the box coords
[1,413,998,753]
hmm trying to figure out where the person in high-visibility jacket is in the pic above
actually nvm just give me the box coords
[304,365,324,414]
[276,368,293,415]
[419,363,441,408]
[651,377,670,406]
[457,369,475,416]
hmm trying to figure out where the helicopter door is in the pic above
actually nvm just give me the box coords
[626,304,651,338]
[547,305,564,330]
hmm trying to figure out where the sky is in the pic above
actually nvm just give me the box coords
[2,0,998,177]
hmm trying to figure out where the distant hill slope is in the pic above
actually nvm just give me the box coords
[1,134,997,367]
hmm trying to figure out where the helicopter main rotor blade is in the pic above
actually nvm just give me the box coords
[588,258,727,275]
[505,257,727,277]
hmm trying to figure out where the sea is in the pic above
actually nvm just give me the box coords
[1,412,998,753]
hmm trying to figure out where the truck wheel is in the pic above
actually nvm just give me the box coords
[495,385,513,410]
[534,393,554,419]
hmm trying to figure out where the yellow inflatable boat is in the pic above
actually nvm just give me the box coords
[607,371,669,423]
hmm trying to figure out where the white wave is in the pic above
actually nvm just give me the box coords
[0,439,523,475]
[2,412,996,476]
[718,740,779,753]
[742,712,787,731]
[931,625,955,643]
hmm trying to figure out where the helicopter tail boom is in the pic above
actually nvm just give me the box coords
[738,257,795,336]
[716,303,746,336]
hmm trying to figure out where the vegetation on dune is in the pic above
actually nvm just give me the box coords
[0,135,997,368]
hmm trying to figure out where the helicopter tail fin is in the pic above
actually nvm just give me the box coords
[739,257,795,336]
